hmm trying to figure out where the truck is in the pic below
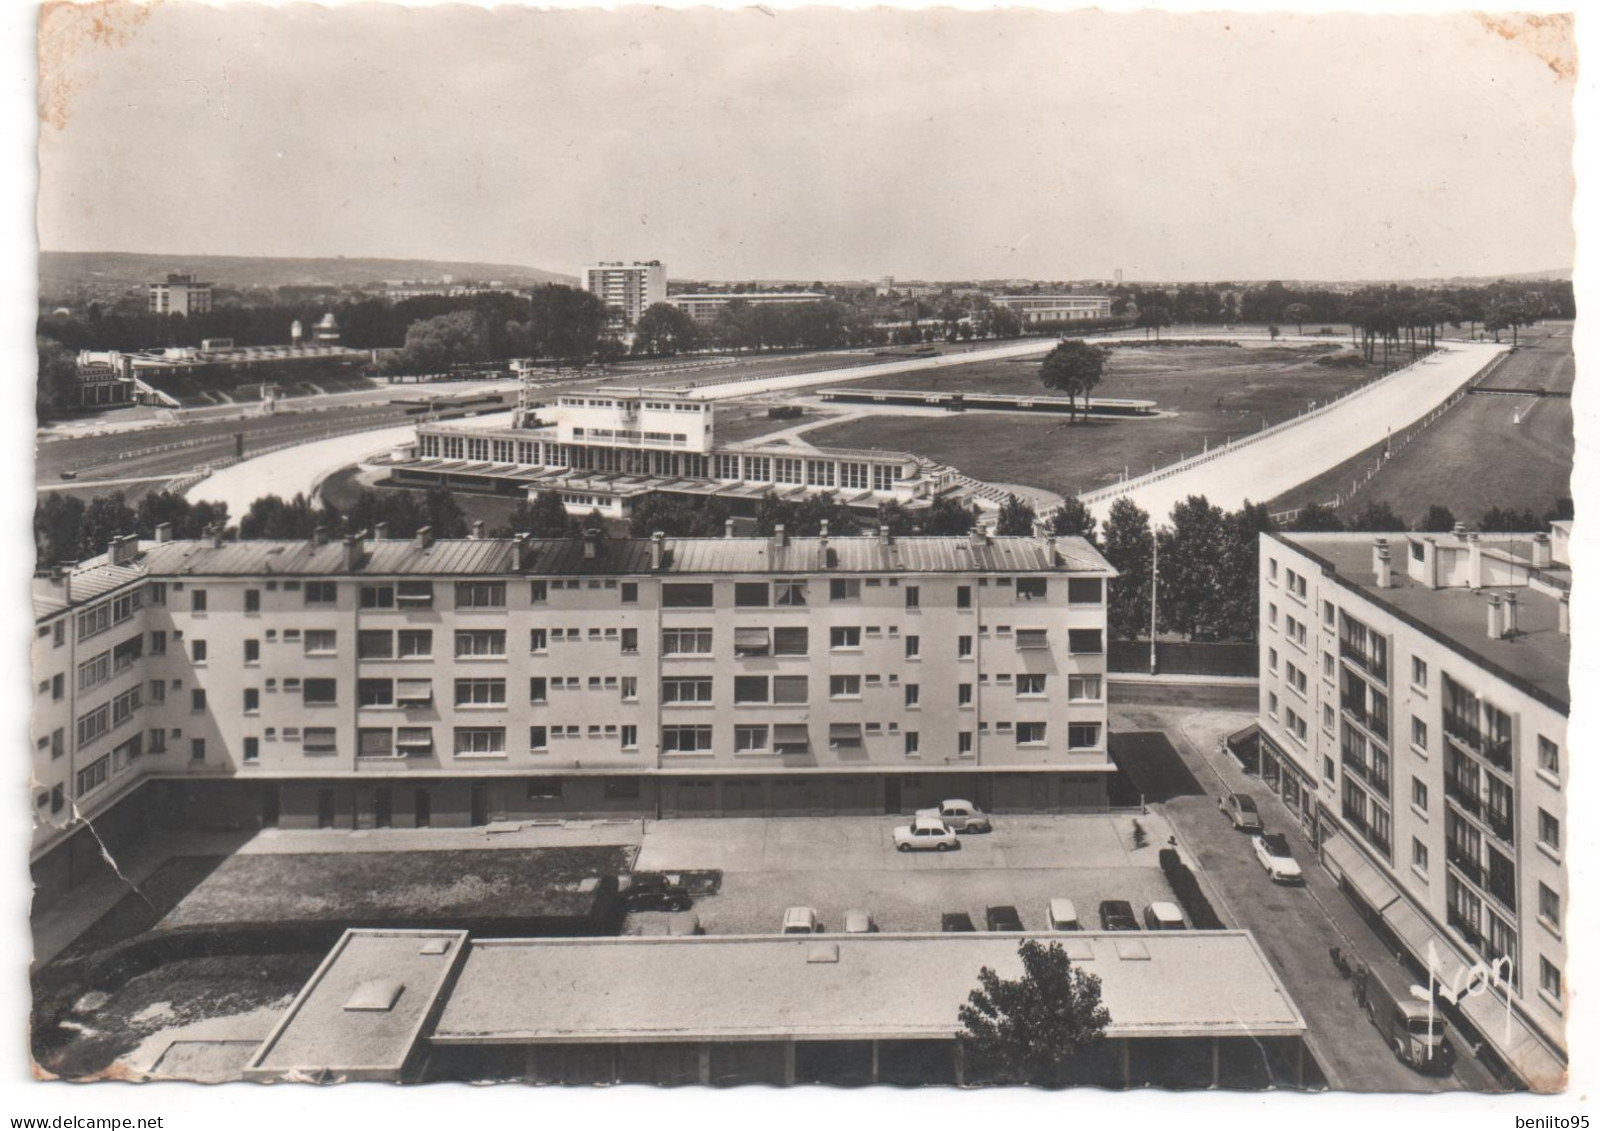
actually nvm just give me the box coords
[1352,960,1453,1074]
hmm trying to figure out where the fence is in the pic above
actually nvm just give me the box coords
[1108,640,1258,677]
[172,421,412,501]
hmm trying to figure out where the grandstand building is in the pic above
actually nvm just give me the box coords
[388,387,986,518]
[31,528,1115,906]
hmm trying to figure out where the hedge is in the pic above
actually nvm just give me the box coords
[1159,847,1226,929]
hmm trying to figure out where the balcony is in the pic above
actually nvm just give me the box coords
[1447,909,1483,950]
[1487,871,1517,914]
[1340,645,1388,685]
[1444,776,1482,817]
[1447,845,1483,885]
[1341,698,1389,741]
[1486,810,1515,845]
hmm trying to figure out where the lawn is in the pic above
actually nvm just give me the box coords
[806,345,1393,499]
[1267,325,1575,525]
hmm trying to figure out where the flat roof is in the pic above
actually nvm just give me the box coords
[1276,532,1569,712]
[432,932,1304,1044]
[245,929,467,1081]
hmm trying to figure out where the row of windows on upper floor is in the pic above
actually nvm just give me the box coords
[145,576,1106,614]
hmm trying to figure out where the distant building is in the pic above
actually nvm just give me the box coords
[1115,269,1124,286]
[313,312,341,344]
[583,261,666,329]
[147,273,212,317]
[668,292,826,325]
[992,294,1113,323]
[1256,528,1569,1090]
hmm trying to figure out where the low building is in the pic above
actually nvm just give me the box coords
[993,294,1113,323]
[147,273,212,317]
[248,929,1309,1087]
[71,351,136,407]
[1256,528,1568,1091]
[668,292,827,325]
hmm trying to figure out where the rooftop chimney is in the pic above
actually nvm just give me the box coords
[511,532,531,572]
[1452,522,1468,537]
[1486,593,1506,640]
[1502,592,1519,636]
[650,531,665,571]
[109,533,139,566]
[1420,537,1442,589]
[775,523,788,547]
[311,526,328,548]
[471,520,486,540]
[1375,548,1394,589]
[583,528,602,560]
[375,522,390,541]
[1467,533,1484,589]
[208,525,224,549]
[1531,533,1552,569]
[342,535,364,572]
[878,524,892,549]
[1371,537,1388,575]
[1559,593,1570,636]
[413,525,433,552]
[154,523,173,544]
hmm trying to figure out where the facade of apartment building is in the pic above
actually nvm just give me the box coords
[992,294,1113,323]
[582,261,667,328]
[394,387,965,518]
[147,273,214,317]
[667,292,826,325]
[1256,529,1568,1089]
[32,529,1115,903]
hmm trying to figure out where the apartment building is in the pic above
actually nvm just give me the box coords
[31,528,1115,903]
[1256,529,1568,1090]
[583,261,667,328]
[667,292,826,325]
[992,294,1113,323]
[147,273,214,317]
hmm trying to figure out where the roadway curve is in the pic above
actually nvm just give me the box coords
[1085,341,1509,523]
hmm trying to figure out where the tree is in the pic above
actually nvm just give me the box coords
[1136,304,1172,341]
[632,302,700,356]
[1037,341,1108,422]
[1290,503,1345,532]
[1284,303,1312,335]
[1346,501,1406,532]
[1220,501,1275,640]
[1267,324,1281,340]
[498,491,578,538]
[1049,497,1097,542]
[918,497,980,536]
[34,493,85,566]
[1479,506,1540,533]
[1100,498,1153,639]
[1155,495,1231,639]
[421,486,469,538]
[873,499,919,536]
[995,494,1037,536]
[526,284,612,364]
[1418,504,1458,533]
[628,492,730,537]
[239,493,323,539]
[37,337,78,421]
[383,310,493,375]
[958,939,1111,1087]
[135,491,229,540]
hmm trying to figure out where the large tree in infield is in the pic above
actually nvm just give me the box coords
[1037,340,1108,422]
[1284,303,1312,336]
[1100,498,1153,640]
[958,939,1112,1087]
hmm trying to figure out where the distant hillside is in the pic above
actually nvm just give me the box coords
[39,251,575,297]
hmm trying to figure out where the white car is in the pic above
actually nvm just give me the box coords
[894,817,960,852]
[843,909,876,934]
[1046,898,1081,932]
[1252,833,1305,884]
[914,799,992,833]
[782,906,821,934]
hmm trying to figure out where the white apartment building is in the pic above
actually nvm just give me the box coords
[31,528,1115,905]
[147,273,214,317]
[668,292,826,325]
[993,295,1113,323]
[1256,529,1568,1090]
[583,261,667,328]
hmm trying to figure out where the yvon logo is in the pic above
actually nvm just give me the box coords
[1407,938,1515,1044]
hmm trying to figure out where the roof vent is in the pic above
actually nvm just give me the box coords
[418,939,452,956]
[1064,939,1095,962]
[344,979,405,1012]
[806,943,840,964]
[1114,940,1151,961]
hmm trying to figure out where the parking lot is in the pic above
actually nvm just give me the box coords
[629,812,1181,936]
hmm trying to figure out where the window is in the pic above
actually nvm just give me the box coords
[620,582,638,604]
[1009,577,1045,601]
[905,585,920,609]
[398,630,432,658]
[733,627,771,658]
[1017,722,1047,745]
[734,725,769,753]
[1412,838,1429,873]
[904,684,920,707]
[1538,736,1560,780]
[1013,673,1044,697]
[1015,629,1050,651]
[191,689,207,712]
[528,628,548,653]
[191,639,208,664]
[662,678,713,704]
[733,676,770,703]
[528,726,549,752]
[191,590,208,613]
[304,630,337,655]
[1268,648,1279,673]
[1067,629,1103,654]
[830,579,861,602]
[359,585,395,609]
[391,727,431,756]
[454,727,506,757]
[1538,809,1560,854]
[77,754,111,794]
[305,581,337,604]
[904,635,920,659]
[773,627,809,656]
[527,777,562,800]
[1539,883,1560,930]
[244,589,261,613]
[957,635,974,658]
[358,729,394,758]
[1322,599,1335,626]
[51,673,66,700]
[957,683,973,707]
[1412,777,1428,812]
[396,580,434,607]
[734,582,769,607]
[662,582,715,608]
[773,675,809,704]
[1067,674,1101,701]
[189,739,206,763]
[455,678,506,706]
[244,688,260,713]
[455,630,507,658]
[529,580,548,603]
[620,725,637,748]
[775,581,808,607]
[958,731,973,756]
[455,581,506,609]
[662,726,713,753]
[830,626,862,650]
[1066,577,1102,604]
[830,675,862,698]
[1068,723,1100,749]
[354,630,392,660]
[359,679,395,707]
[663,628,713,655]
[952,585,970,609]
[303,678,338,705]
[1540,958,1562,1002]
[1412,716,1428,749]
[621,677,638,702]
[1412,657,1428,689]
[1323,755,1336,782]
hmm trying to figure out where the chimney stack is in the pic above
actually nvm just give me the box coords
[154,523,173,544]
[312,526,327,548]
[1486,593,1506,640]
[108,533,139,566]
[342,535,364,572]
[878,524,892,549]
[583,528,602,560]
[775,524,788,547]
[208,525,224,549]
[650,531,665,570]
[471,520,486,540]
[1531,533,1552,569]
[511,532,530,572]
[413,525,433,551]
[1375,548,1394,589]
[1559,593,1570,636]
[375,522,390,541]
[1502,592,1519,636]
[1371,537,1388,575]
[1467,533,1484,589]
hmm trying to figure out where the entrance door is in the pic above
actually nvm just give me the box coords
[471,784,490,826]
[415,789,432,828]
[884,777,902,814]
[316,789,335,829]
[260,788,280,829]
[374,788,393,829]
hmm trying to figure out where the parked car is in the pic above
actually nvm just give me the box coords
[985,905,1024,931]
[58,470,78,481]
[843,909,876,934]
[1046,898,1080,932]
[941,912,976,933]
[914,799,992,833]
[782,906,821,934]
[1253,833,1305,884]
[623,873,693,912]
[1098,900,1140,931]
[894,816,960,852]
[1219,792,1263,832]
[1143,901,1187,930]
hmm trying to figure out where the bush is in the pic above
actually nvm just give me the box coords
[1159,848,1225,930]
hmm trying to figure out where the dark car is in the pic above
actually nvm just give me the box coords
[1098,900,1140,931]
[941,912,977,933]
[1219,792,1264,833]
[624,873,693,912]
[985,905,1024,932]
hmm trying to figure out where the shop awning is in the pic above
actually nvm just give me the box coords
[1321,834,1400,914]
[1458,990,1567,1093]
[1379,898,1469,989]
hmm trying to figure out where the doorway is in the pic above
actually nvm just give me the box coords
[884,777,902,814]
[260,788,279,829]
[374,788,393,829]
[316,789,335,829]
[415,789,432,828]
[470,784,490,826]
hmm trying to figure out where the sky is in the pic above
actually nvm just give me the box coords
[36,5,1577,283]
